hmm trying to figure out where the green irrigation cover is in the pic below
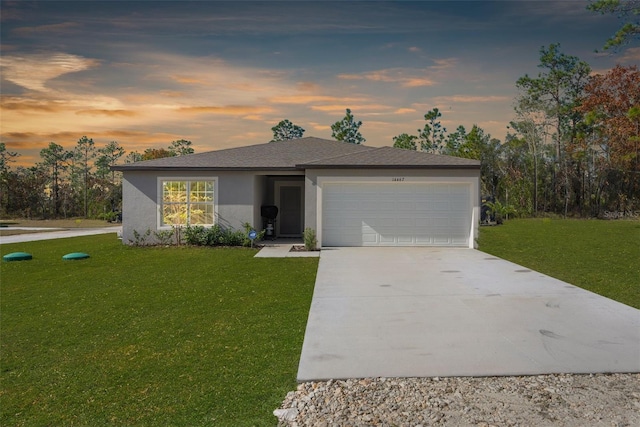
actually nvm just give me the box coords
[62,252,90,260]
[3,252,33,261]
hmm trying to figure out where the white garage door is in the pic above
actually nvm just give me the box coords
[322,182,471,247]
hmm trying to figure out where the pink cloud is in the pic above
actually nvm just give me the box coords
[337,68,436,87]
[432,95,510,103]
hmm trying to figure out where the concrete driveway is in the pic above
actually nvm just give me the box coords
[297,247,640,381]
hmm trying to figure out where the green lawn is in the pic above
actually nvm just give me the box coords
[3,220,638,425]
[1,235,318,426]
[478,218,640,309]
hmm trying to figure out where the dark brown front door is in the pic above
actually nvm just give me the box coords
[279,185,302,236]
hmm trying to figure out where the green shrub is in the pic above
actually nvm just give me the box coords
[241,222,265,247]
[184,224,262,247]
[485,200,517,224]
[184,225,207,245]
[206,224,224,245]
[153,228,175,245]
[303,227,318,251]
[129,228,151,246]
[97,211,118,222]
[219,229,244,246]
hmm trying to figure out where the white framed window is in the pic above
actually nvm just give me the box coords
[158,178,217,227]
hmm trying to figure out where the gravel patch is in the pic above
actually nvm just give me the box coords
[275,374,640,426]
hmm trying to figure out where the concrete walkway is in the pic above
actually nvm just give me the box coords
[255,240,320,258]
[0,227,121,244]
[297,247,640,381]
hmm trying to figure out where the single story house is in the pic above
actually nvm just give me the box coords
[113,137,481,248]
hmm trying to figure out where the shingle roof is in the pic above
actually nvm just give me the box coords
[113,137,373,171]
[113,136,480,171]
[300,146,480,169]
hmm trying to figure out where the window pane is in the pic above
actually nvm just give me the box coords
[190,203,214,224]
[190,181,214,202]
[161,180,214,226]
[163,181,186,203]
[162,203,187,226]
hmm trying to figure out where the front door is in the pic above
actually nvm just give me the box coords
[276,181,304,237]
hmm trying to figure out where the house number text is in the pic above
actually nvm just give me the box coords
[392,177,405,182]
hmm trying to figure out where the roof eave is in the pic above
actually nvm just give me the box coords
[298,164,481,170]
[112,166,303,172]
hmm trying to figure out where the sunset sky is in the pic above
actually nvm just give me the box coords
[1,0,637,166]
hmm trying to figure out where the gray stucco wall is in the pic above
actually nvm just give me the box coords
[121,169,306,244]
[121,170,158,244]
[121,167,479,246]
[216,172,257,231]
[253,175,267,231]
[121,170,260,244]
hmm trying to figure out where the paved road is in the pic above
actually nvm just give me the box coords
[0,226,121,244]
[297,247,640,381]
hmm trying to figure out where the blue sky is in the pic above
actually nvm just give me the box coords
[1,0,637,165]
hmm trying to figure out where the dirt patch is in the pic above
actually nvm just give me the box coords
[290,245,319,252]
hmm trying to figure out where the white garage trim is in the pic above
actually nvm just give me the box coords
[317,176,477,248]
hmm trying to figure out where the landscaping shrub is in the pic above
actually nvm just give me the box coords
[183,225,208,245]
[153,228,175,245]
[219,228,245,246]
[130,228,151,246]
[303,227,318,251]
[183,224,262,247]
[97,211,119,222]
[205,224,224,245]
[241,222,265,247]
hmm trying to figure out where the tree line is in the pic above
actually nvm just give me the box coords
[1,47,638,220]
[388,55,639,218]
[271,47,639,218]
[0,139,193,219]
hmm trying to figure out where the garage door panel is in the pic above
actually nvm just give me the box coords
[433,236,452,245]
[395,202,414,210]
[450,198,469,209]
[431,216,450,226]
[322,182,471,247]
[396,235,415,244]
[374,217,396,227]
[415,235,434,244]
[414,201,431,210]
[379,234,396,244]
[362,233,378,244]
[324,230,362,246]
